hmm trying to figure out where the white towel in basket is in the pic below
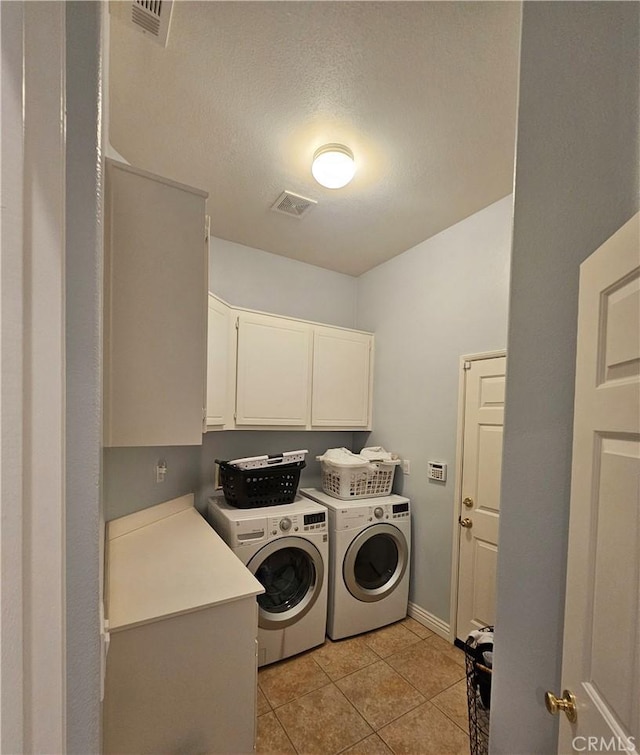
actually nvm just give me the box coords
[316,448,373,467]
[360,446,399,463]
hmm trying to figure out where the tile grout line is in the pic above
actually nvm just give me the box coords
[313,638,466,734]
[272,681,374,754]
[270,690,321,755]
[429,676,472,737]
[257,627,468,754]
[335,659,427,733]
[382,639,466,700]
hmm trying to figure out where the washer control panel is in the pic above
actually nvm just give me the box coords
[261,511,327,536]
[302,511,326,533]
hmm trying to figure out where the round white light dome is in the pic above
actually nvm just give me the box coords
[311,144,356,189]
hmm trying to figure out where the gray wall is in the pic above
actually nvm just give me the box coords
[65,2,102,752]
[104,445,203,520]
[210,236,358,328]
[356,196,513,623]
[104,236,358,520]
[491,3,640,753]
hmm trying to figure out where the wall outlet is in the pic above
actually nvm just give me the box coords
[155,459,167,483]
[401,459,411,475]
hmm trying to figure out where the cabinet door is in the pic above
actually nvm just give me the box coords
[312,326,373,428]
[206,294,235,429]
[235,312,312,426]
[104,160,207,447]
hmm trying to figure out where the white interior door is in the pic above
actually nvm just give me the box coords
[456,355,506,641]
[554,212,639,753]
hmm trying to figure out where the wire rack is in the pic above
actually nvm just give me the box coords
[464,626,494,755]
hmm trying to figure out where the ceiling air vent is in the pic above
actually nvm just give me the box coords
[271,191,317,219]
[111,0,174,48]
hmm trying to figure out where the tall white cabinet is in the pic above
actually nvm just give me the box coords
[104,160,208,447]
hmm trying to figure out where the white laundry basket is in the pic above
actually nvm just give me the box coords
[319,457,400,500]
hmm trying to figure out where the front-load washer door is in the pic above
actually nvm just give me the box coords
[247,537,325,630]
[343,523,408,603]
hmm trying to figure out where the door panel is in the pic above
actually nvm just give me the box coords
[590,437,638,732]
[476,425,503,514]
[558,213,639,752]
[471,539,498,628]
[456,355,506,641]
[601,274,639,382]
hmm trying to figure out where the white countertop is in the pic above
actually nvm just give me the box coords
[106,495,264,632]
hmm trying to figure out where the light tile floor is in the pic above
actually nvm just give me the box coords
[257,617,469,755]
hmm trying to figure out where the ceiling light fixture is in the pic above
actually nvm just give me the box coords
[311,144,356,189]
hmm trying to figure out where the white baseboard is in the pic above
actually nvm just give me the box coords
[407,602,451,641]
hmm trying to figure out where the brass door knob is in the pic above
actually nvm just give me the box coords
[463,497,474,508]
[545,690,577,723]
[459,517,473,528]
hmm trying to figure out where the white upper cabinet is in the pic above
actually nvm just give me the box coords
[104,160,208,447]
[206,294,235,429]
[311,326,373,428]
[235,311,313,426]
[206,302,374,431]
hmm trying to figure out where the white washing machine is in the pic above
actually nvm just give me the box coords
[207,495,328,666]
[300,488,411,641]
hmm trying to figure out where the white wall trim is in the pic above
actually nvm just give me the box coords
[449,349,507,643]
[0,4,27,749]
[407,601,451,641]
[0,2,67,751]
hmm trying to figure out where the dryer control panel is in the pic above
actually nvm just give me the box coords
[333,501,411,530]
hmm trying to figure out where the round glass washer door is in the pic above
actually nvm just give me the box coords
[343,523,408,603]
[247,537,324,630]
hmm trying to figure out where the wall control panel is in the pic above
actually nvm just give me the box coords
[428,461,447,482]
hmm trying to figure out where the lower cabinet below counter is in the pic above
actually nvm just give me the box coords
[104,495,263,755]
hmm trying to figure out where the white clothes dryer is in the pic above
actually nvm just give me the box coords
[207,495,328,666]
[300,488,411,640]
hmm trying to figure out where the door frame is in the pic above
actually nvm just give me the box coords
[449,349,506,643]
[0,3,67,750]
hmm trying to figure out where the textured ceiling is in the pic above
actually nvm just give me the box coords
[109,1,520,276]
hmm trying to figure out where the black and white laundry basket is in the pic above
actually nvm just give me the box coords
[464,626,494,755]
[215,450,307,508]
